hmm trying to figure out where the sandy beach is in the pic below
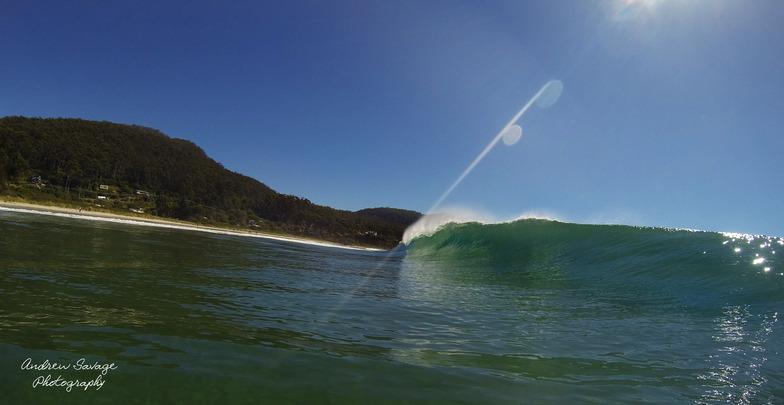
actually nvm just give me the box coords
[0,200,383,252]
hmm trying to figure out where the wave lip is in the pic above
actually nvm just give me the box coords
[402,208,561,245]
[402,209,496,245]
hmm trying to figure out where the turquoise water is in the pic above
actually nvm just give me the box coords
[1,210,782,404]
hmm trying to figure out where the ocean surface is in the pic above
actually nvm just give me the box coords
[1,209,782,404]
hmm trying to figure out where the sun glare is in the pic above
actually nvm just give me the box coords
[608,0,661,21]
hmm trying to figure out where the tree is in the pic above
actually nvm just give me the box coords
[0,149,8,185]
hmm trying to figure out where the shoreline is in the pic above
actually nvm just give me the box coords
[0,200,385,252]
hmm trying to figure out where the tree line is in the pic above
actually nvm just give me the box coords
[0,116,420,248]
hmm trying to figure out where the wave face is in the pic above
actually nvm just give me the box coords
[405,219,783,296]
[399,219,784,402]
[406,218,781,284]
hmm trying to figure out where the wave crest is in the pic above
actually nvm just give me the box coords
[402,207,561,245]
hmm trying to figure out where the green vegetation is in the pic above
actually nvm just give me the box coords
[0,116,420,248]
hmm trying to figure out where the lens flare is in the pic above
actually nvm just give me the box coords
[426,80,563,214]
[502,125,523,146]
[536,80,564,109]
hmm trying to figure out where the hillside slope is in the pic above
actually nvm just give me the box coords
[0,116,420,248]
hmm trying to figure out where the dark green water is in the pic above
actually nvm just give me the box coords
[1,209,782,404]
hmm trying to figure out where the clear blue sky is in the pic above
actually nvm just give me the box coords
[2,0,783,237]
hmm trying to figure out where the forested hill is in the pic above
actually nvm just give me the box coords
[0,116,420,248]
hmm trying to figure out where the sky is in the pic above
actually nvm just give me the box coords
[2,0,783,237]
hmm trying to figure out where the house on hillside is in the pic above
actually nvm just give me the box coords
[28,174,41,184]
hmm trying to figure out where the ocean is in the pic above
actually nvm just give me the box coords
[1,208,782,404]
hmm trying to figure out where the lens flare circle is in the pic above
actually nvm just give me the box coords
[536,80,563,109]
[502,125,522,146]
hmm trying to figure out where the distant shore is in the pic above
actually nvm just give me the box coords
[0,200,384,252]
